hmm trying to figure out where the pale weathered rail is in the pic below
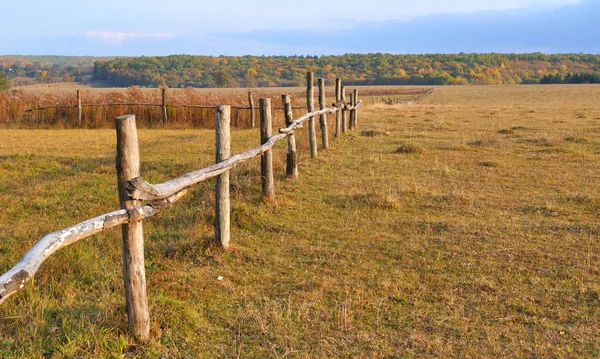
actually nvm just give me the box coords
[0,72,363,341]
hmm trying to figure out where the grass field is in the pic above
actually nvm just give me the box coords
[0,85,599,358]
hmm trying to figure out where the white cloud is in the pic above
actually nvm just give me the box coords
[83,31,175,45]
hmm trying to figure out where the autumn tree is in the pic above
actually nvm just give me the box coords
[0,73,10,90]
[215,70,233,88]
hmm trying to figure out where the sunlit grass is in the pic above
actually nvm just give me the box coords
[0,84,599,357]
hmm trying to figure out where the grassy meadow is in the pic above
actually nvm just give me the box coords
[0,85,599,357]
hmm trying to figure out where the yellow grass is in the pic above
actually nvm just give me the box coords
[0,84,599,358]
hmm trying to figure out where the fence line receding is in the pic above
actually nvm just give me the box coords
[0,72,362,341]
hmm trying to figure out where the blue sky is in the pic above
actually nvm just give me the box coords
[0,0,596,55]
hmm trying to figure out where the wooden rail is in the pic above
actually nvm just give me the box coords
[0,72,362,341]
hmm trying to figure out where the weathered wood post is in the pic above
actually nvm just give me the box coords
[372,94,375,105]
[335,78,341,137]
[115,114,150,341]
[354,88,359,127]
[318,78,329,149]
[349,92,355,130]
[282,95,298,178]
[161,88,168,126]
[77,90,82,127]
[215,106,231,249]
[248,91,255,128]
[259,99,275,200]
[306,72,317,158]
[341,86,347,133]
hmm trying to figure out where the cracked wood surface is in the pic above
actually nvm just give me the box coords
[0,190,186,306]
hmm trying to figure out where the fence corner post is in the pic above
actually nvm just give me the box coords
[215,106,231,249]
[282,95,298,179]
[306,72,317,158]
[115,114,150,342]
[162,88,168,127]
[259,98,275,201]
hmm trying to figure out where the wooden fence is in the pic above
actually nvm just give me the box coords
[0,72,362,341]
[25,88,307,128]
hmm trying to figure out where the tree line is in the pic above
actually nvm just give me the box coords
[3,53,600,89]
[92,53,600,88]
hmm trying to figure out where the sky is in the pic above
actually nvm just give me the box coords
[0,0,597,56]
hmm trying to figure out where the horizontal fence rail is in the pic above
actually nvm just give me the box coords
[25,88,312,128]
[0,72,362,341]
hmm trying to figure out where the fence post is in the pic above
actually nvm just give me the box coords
[306,72,317,158]
[372,94,375,105]
[215,106,231,249]
[115,114,150,341]
[259,99,275,200]
[282,95,298,178]
[341,86,347,133]
[318,78,329,149]
[77,90,82,127]
[162,88,168,126]
[354,88,359,128]
[349,92,355,130]
[335,78,341,138]
[248,91,255,128]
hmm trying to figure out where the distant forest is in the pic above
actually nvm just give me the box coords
[92,53,600,87]
[0,56,116,86]
[2,54,600,88]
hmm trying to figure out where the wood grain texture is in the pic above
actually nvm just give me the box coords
[248,91,256,128]
[282,95,298,178]
[215,106,231,249]
[0,191,186,307]
[306,72,317,158]
[341,86,347,133]
[318,78,329,149]
[260,98,275,200]
[115,114,150,341]
[335,78,341,137]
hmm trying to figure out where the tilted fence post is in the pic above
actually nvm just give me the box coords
[115,114,150,341]
[259,99,275,200]
[162,88,168,126]
[306,72,317,158]
[248,91,255,128]
[341,86,347,133]
[215,106,231,249]
[77,90,82,127]
[318,78,329,149]
[282,95,298,178]
[335,78,341,138]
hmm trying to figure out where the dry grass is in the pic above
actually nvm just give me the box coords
[0,84,599,358]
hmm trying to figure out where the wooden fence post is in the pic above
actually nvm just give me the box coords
[215,106,231,249]
[306,72,317,158]
[349,92,355,130]
[248,91,255,128]
[282,95,298,178]
[259,99,275,200]
[115,114,150,341]
[372,94,375,105]
[77,90,82,127]
[335,78,341,138]
[162,88,168,126]
[354,88,359,127]
[341,86,347,133]
[318,78,329,149]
